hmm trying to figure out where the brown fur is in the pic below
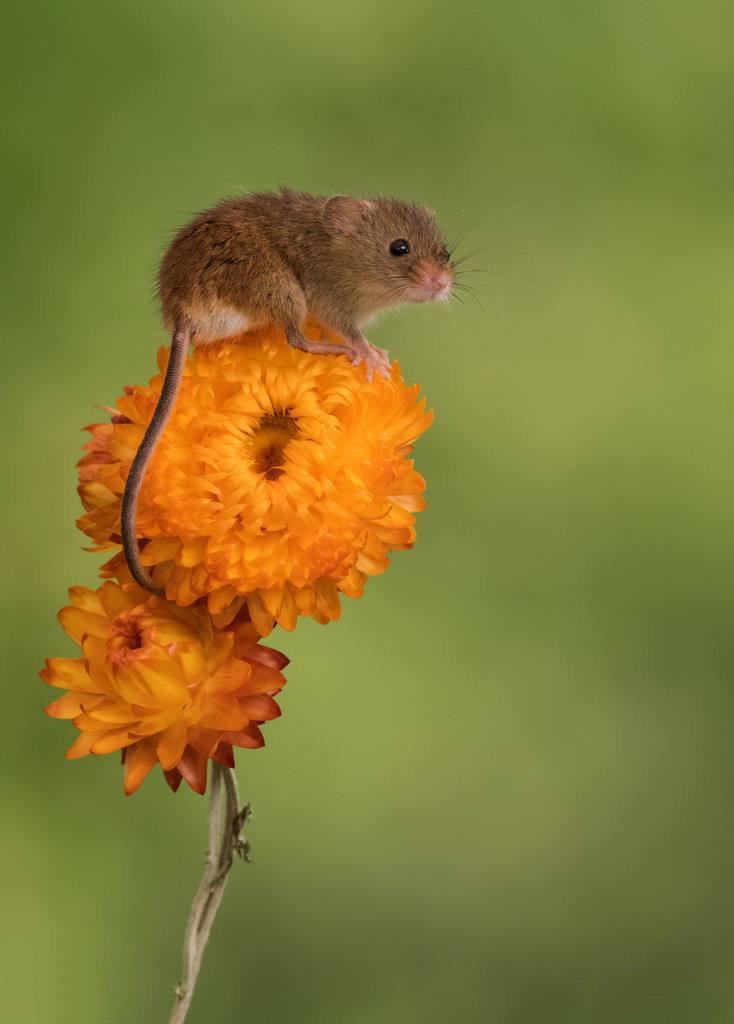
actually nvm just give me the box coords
[158,188,452,345]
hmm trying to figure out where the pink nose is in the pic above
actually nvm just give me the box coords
[424,268,452,296]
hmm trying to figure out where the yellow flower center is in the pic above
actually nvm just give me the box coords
[108,612,146,663]
[250,411,298,481]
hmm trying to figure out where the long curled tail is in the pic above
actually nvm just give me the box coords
[121,320,190,595]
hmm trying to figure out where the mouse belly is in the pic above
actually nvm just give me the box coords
[187,302,264,345]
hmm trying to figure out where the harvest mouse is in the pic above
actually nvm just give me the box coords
[121,188,454,594]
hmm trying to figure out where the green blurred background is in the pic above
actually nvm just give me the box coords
[4,1,734,1020]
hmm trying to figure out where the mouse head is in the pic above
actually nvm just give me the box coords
[324,196,453,318]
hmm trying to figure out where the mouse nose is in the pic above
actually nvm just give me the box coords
[421,266,453,299]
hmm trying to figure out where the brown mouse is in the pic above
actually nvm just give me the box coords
[121,188,454,594]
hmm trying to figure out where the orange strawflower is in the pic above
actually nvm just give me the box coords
[77,324,432,635]
[40,582,287,794]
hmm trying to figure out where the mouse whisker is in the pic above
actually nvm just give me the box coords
[452,246,499,269]
[453,278,480,293]
[370,285,406,306]
[453,282,482,303]
[374,280,412,302]
[448,290,478,330]
[447,202,521,257]
[455,267,534,290]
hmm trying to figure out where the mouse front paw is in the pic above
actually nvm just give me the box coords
[351,340,391,382]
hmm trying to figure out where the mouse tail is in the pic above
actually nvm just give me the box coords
[121,320,191,595]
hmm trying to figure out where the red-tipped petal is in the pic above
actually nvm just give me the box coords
[222,725,265,749]
[176,746,208,795]
[245,645,290,671]
[164,768,183,792]
[212,742,235,768]
[238,693,281,721]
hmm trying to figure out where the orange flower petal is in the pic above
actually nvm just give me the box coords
[200,699,249,732]
[91,728,137,755]
[66,731,104,759]
[45,692,88,719]
[97,580,139,619]
[139,537,182,564]
[122,658,189,704]
[187,727,222,759]
[124,741,158,794]
[59,606,110,644]
[82,699,138,725]
[157,719,189,771]
[40,657,99,693]
[68,586,104,614]
[205,660,251,696]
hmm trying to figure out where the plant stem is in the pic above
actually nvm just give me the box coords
[168,764,252,1024]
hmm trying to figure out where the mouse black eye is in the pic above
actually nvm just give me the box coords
[389,238,410,256]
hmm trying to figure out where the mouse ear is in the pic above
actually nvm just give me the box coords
[324,196,372,234]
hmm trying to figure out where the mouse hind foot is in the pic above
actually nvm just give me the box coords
[285,328,353,359]
[284,327,391,382]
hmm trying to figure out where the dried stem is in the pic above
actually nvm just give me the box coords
[168,764,252,1024]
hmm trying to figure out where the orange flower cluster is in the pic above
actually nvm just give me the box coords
[41,582,287,794]
[43,324,432,793]
[77,325,432,635]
